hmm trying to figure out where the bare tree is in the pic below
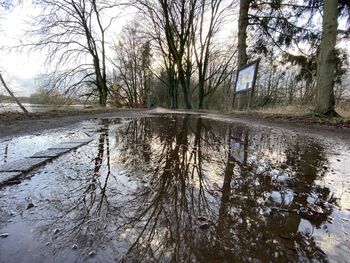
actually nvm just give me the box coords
[192,0,235,109]
[144,11,180,108]
[112,22,152,108]
[135,0,198,109]
[24,0,120,107]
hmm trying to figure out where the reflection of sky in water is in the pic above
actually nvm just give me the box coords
[0,120,99,163]
[0,114,349,263]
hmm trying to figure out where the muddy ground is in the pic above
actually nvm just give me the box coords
[0,108,350,262]
[1,108,349,142]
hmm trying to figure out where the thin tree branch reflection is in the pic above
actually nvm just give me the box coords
[28,116,337,262]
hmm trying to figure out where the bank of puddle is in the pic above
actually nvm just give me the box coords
[0,114,349,263]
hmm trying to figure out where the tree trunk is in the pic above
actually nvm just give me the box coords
[237,0,249,69]
[100,86,107,107]
[315,0,339,116]
[97,74,107,107]
[179,72,192,109]
[198,77,205,110]
[0,72,28,113]
[233,0,250,110]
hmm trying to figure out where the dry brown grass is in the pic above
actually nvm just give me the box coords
[248,104,350,118]
[253,105,312,116]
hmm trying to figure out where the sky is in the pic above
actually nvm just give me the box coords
[0,1,349,98]
[0,0,235,98]
[0,1,43,96]
[0,0,135,97]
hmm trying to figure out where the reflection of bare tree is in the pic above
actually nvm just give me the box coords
[33,119,120,259]
[28,115,335,262]
[85,119,113,215]
[116,116,214,262]
[211,129,333,262]
[2,144,8,163]
[111,116,334,262]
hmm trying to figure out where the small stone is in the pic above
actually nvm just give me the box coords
[306,211,313,216]
[0,233,9,238]
[327,216,333,224]
[309,205,324,214]
[53,228,60,234]
[72,244,78,250]
[45,242,50,246]
[88,250,96,257]
[27,202,34,209]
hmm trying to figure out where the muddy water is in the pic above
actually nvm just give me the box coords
[0,114,349,263]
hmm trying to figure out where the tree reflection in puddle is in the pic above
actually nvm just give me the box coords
[99,115,334,262]
[0,115,340,263]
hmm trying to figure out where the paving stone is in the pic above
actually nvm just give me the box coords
[0,139,93,176]
[0,172,22,185]
[0,158,49,172]
[30,148,71,158]
[50,142,83,149]
[65,139,93,144]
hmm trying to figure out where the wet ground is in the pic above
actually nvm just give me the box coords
[0,113,350,263]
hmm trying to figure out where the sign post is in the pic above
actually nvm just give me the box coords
[233,59,260,110]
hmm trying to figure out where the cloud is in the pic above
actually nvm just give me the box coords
[12,76,37,96]
[0,72,38,97]
[0,1,45,96]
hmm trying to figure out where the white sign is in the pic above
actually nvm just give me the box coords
[229,137,244,164]
[234,60,259,93]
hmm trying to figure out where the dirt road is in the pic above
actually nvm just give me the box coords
[0,108,349,263]
[0,108,349,142]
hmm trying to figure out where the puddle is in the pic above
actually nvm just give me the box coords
[0,120,97,164]
[0,114,349,262]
